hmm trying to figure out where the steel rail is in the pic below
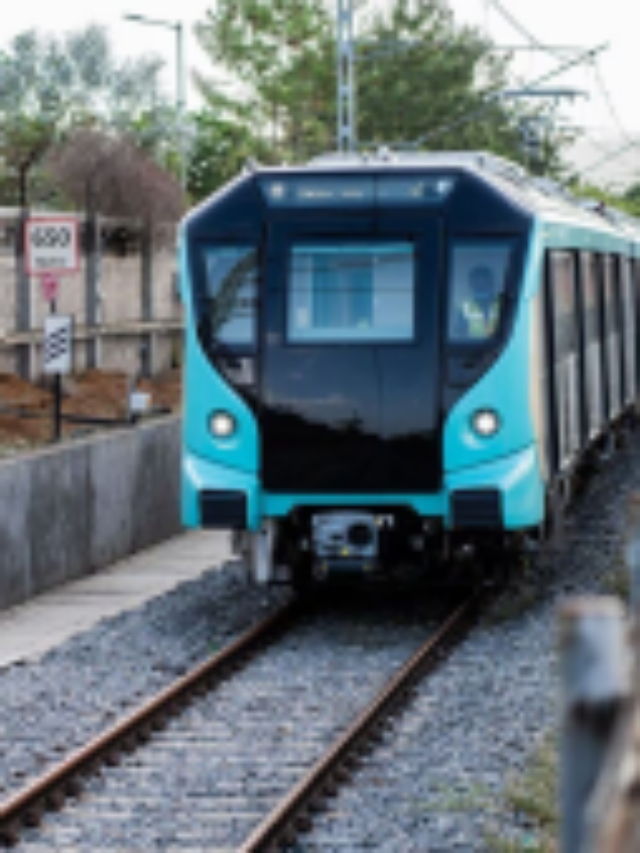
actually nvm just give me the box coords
[239,593,479,853]
[0,598,300,845]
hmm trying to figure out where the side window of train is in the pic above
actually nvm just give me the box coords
[621,257,636,399]
[635,259,640,380]
[447,240,513,344]
[580,253,599,347]
[287,241,414,343]
[201,246,258,347]
[603,255,619,338]
[549,251,577,360]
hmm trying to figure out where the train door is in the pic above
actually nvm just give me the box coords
[602,255,623,420]
[580,252,606,439]
[260,215,442,494]
[620,257,637,407]
[636,258,640,403]
[547,250,581,471]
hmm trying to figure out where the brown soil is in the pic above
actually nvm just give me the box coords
[0,369,182,457]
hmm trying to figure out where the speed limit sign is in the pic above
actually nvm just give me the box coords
[25,217,79,276]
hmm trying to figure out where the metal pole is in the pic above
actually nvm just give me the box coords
[576,496,640,853]
[85,177,101,369]
[16,208,32,379]
[559,597,630,853]
[140,227,153,378]
[175,22,186,188]
[336,0,356,152]
[123,14,187,188]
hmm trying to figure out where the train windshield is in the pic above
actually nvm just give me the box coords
[447,240,514,344]
[287,241,414,343]
[200,245,258,348]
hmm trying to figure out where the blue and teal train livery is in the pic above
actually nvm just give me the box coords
[179,152,640,584]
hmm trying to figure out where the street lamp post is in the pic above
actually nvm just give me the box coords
[124,13,187,188]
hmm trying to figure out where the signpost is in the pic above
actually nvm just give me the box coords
[39,272,60,304]
[25,217,79,278]
[43,316,73,375]
[25,216,79,441]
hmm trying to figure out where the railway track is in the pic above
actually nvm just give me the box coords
[0,589,480,851]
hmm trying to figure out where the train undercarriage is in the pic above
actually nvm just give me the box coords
[232,410,639,589]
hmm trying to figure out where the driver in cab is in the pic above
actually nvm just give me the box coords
[454,265,501,341]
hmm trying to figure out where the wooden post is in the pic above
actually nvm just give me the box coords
[559,597,630,853]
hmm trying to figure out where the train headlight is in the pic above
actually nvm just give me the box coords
[471,409,500,438]
[209,411,237,439]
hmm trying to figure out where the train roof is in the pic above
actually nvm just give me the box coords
[184,150,640,250]
[267,150,640,241]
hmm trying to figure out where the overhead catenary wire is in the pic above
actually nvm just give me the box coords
[484,0,546,52]
[405,42,607,149]
[589,60,634,146]
[574,139,640,186]
[483,0,637,176]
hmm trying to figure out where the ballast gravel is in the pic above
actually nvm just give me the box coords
[0,433,638,851]
[0,553,290,798]
[303,439,639,852]
[16,599,446,850]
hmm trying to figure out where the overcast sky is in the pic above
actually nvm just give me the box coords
[1,0,638,182]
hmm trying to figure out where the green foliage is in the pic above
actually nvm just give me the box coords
[0,25,178,207]
[622,182,640,217]
[194,0,566,178]
[187,111,271,198]
[566,178,640,219]
[195,0,334,164]
[486,735,558,852]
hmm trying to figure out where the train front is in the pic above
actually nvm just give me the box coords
[180,161,544,584]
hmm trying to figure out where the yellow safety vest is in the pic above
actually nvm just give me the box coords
[461,300,500,339]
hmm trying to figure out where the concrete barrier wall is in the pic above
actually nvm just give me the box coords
[0,416,181,611]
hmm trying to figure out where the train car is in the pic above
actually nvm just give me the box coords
[179,151,640,585]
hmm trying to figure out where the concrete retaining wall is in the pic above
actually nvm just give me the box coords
[0,416,181,611]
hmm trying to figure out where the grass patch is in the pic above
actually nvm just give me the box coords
[426,780,495,814]
[599,556,630,602]
[485,735,558,852]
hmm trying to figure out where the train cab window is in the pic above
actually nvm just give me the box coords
[448,241,512,344]
[201,246,258,347]
[287,242,414,343]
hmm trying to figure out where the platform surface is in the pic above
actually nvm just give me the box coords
[0,531,230,668]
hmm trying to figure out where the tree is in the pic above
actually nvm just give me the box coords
[187,111,270,200]
[195,0,333,163]
[355,1,513,152]
[622,183,640,217]
[0,26,179,207]
[194,0,566,174]
[565,179,640,220]
[48,129,185,233]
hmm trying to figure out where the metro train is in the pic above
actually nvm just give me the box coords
[179,151,640,586]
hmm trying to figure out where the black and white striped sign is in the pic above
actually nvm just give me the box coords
[43,315,73,374]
